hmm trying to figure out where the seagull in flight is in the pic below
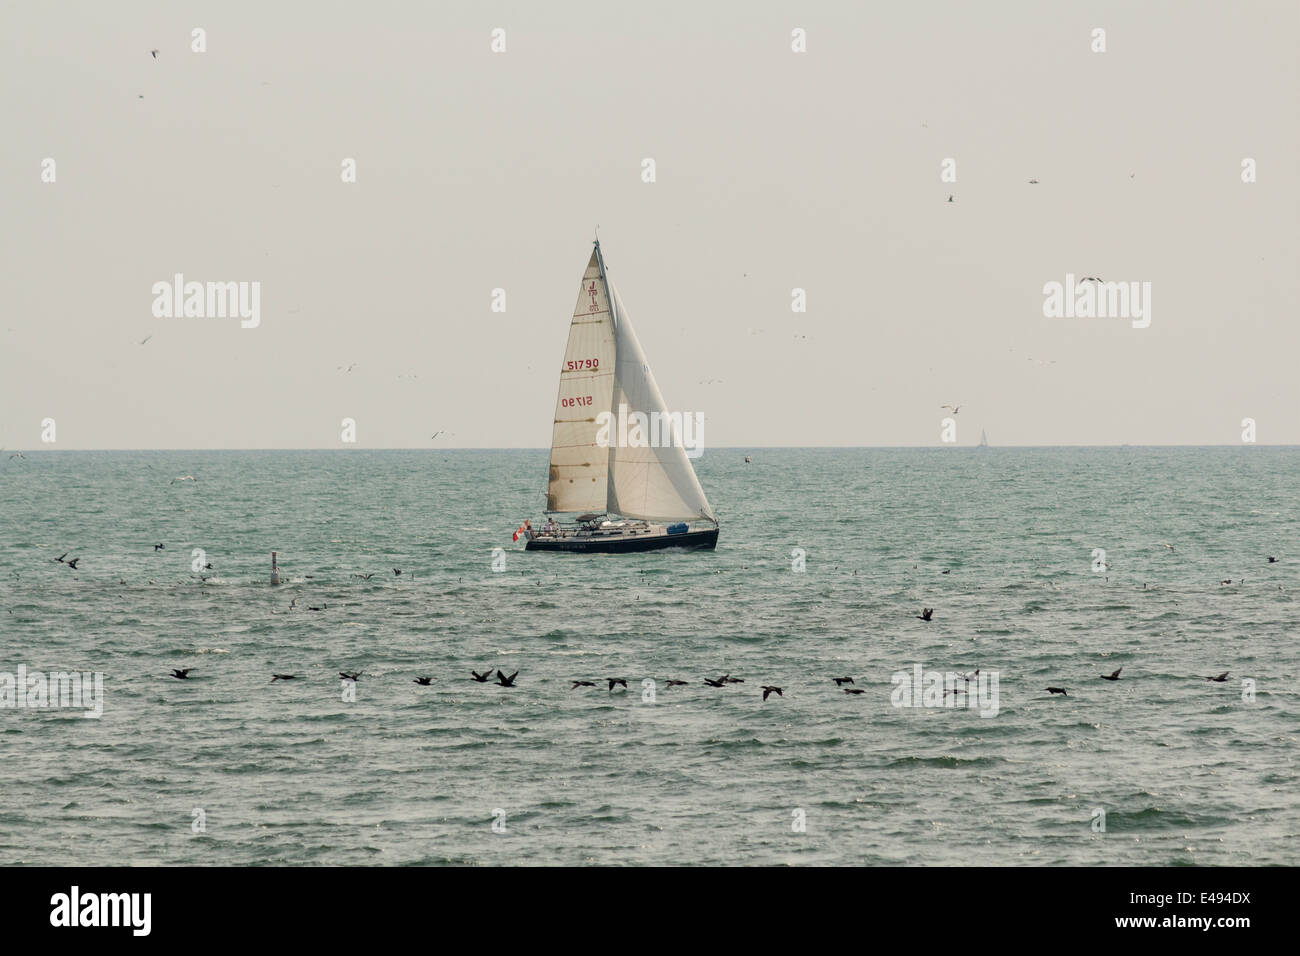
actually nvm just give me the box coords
[171,475,196,483]
[940,404,962,415]
[138,334,152,345]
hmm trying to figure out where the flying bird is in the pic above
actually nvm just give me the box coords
[413,676,433,686]
[940,405,962,415]
[1046,686,1067,695]
[171,475,196,483]
[54,552,68,564]
[703,677,726,688]
[471,669,494,683]
[170,669,191,680]
[150,49,158,58]
[138,335,152,345]
[1028,179,1039,184]
[270,674,296,682]
[665,679,689,687]
[1099,667,1123,681]
[607,678,627,691]
[65,558,80,570]
[833,677,855,686]
[946,195,954,203]
[338,671,360,682]
[393,568,402,576]
[761,685,782,701]
[496,670,519,687]
[1205,672,1230,683]
[153,543,165,551]
[571,680,596,689]
[917,608,933,622]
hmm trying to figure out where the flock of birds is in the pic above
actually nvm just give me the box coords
[17,520,1273,713]
[157,657,1240,702]
[148,595,1243,702]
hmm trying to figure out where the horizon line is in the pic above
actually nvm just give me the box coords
[3,445,1296,452]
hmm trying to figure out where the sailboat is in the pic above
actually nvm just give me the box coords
[977,428,989,448]
[523,240,719,553]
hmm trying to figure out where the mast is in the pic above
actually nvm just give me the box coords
[594,239,615,331]
[593,238,620,514]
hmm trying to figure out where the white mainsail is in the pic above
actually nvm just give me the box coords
[545,250,617,513]
[544,242,715,524]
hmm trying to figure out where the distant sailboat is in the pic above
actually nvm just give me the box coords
[977,428,989,448]
[523,240,719,553]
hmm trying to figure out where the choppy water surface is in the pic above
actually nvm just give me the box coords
[0,448,1296,865]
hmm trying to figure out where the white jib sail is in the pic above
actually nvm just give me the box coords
[546,250,617,513]
[605,280,715,523]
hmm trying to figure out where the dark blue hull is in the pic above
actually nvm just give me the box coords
[525,527,719,553]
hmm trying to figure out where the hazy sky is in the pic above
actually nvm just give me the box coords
[2,0,1296,448]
